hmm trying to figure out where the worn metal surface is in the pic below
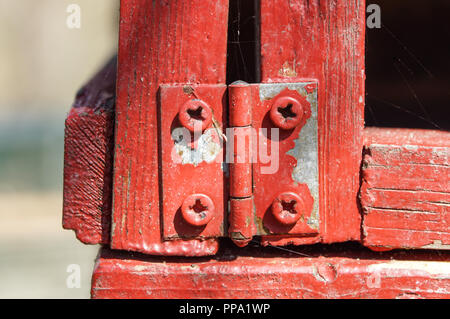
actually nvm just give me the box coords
[253,82,319,238]
[160,81,319,243]
[259,0,366,246]
[159,84,227,240]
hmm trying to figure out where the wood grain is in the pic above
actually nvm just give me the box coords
[259,0,366,244]
[361,128,450,250]
[112,0,229,255]
[91,246,450,299]
[63,57,116,244]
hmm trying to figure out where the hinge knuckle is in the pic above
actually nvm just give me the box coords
[228,81,256,246]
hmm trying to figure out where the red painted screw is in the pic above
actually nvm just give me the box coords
[179,99,213,132]
[271,192,304,225]
[270,96,304,130]
[181,194,215,227]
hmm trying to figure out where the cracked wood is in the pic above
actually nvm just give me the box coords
[361,127,450,250]
[63,57,116,244]
[91,246,450,299]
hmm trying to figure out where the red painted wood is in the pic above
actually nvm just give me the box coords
[112,0,229,255]
[361,128,450,250]
[62,57,116,244]
[91,246,450,299]
[364,127,450,148]
[259,0,366,245]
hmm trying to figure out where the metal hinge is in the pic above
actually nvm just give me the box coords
[159,81,320,246]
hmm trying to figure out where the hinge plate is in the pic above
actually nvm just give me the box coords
[252,82,320,237]
[159,84,227,240]
[158,82,319,243]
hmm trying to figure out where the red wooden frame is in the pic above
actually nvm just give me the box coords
[91,246,450,299]
[63,1,448,252]
[109,0,366,254]
[111,0,229,255]
[258,0,366,245]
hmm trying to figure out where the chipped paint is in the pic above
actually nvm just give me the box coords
[421,240,450,250]
[368,261,450,278]
[171,127,223,166]
[255,216,271,235]
[278,61,297,77]
[259,82,320,230]
[404,145,419,151]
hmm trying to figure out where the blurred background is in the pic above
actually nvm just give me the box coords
[0,0,118,298]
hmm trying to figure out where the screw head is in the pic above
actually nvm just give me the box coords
[270,96,304,130]
[181,194,215,227]
[179,99,213,132]
[271,192,304,225]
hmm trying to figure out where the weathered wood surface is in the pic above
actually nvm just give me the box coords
[63,57,116,244]
[91,246,450,299]
[361,127,450,250]
[111,0,229,255]
[258,0,366,245]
